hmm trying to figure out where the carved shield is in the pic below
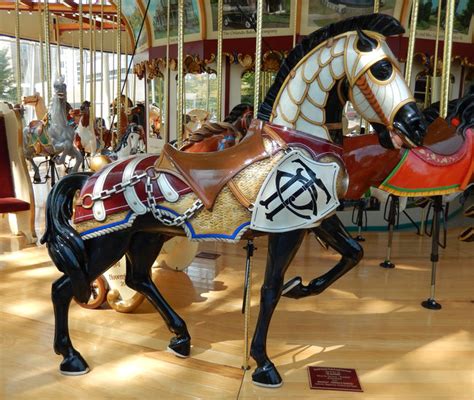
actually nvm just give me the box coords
[250,151,340,232]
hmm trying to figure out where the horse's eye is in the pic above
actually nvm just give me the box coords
[370,59,393,81]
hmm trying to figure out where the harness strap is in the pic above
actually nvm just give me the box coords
[355,75,392,129]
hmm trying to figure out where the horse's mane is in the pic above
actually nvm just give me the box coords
[188,122,239,143]
[258,14,404,121]
[224,103,253,123]
[422,91,474,135]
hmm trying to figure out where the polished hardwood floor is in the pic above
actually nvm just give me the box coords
[0,186,473,399]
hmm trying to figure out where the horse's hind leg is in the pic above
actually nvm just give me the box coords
[126,232,191,357]
[282,214,363,299]
[52,275,90,375]
[250,230,305,388]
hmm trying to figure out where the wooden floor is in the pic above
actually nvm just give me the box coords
[0,194,473,399]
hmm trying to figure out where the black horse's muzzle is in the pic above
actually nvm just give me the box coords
[373,101,427,149]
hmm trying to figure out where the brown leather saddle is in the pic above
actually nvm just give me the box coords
[155,122,283,209]
[423,117,464,156]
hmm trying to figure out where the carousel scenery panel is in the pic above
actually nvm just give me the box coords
[206,0,293,38]
[406,0,474,43]
[122,0,148,49]
[301,0,396,34]
[150,0,202,44]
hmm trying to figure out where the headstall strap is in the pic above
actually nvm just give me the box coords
[355,75,392,129]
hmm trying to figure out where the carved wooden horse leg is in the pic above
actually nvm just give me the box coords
[281,215,363,299]
[125,231,191,356]
[51,229,132,375]
[250,230,306,387]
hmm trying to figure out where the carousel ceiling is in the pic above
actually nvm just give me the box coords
[0,1,472,59]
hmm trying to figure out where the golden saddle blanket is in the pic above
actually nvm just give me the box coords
[73,121,344,241]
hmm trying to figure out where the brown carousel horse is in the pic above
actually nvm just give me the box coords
[181,103,253,152]
[42,15,426,387]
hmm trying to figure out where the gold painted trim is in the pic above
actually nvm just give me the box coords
[299,110,325,126]
[287,83,309,106]
[388,97,415,126]
[270,31,352,122]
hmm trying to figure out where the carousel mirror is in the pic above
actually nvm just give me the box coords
[147,72,164,140]
[183,71,217,138]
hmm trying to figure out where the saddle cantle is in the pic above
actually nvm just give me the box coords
[421,117,465,157]
[156,122,281,209]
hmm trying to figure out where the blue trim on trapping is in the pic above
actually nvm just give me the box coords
[79,210,134,237]
[158,205,251,240]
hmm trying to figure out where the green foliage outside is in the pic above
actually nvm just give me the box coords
[0,47,15,103]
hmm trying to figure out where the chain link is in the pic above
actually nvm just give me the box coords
[145,176,203,226]
[91,172,147,202]
[88,171,202,227]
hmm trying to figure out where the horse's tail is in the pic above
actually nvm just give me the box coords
[40,173,92,303]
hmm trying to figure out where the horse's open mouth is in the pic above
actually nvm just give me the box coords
[57,92,65,99]
[392,121,419,149]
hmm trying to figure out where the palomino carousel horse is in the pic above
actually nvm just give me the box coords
[23,77,83,183]
[42,15,425,386]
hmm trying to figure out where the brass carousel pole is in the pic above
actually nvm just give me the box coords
[216,0,224,120]
[116,0,122,140]
[431,0,443,104]
[38,8,45,99]
[44,0,52,104]
[373,0,380,13]
[176,0,185,147]
[292,0,298,47]
[14,0,21,104]
[72,34,76,105]
[253,0,264,118]
[440,0,454,118]
[420,0,455,312]
[100,0,105,144]
[56,17,61,77]
[164,0,171,142]
[79,0,84,103]
[89,0,95,126]
[404,0,420,86]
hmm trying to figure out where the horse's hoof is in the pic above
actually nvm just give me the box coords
[281,277,307,299]
[167,336,190,358]
[59,353,90,376]
[252,362,283,388]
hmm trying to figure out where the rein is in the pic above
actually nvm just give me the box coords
[355,75,392,130]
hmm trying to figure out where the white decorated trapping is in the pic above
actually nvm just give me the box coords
[251,151,340,233]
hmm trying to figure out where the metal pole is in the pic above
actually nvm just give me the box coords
[100,0,104,142]
[56,17,61,77]
[292,0,298,47]
[164,0,170,142]
[14,0,21,104]
[79,0,84,103]
[39,8,45,99]
[440,0,455,118]
[421,196,443,309]
[216,0,224,120]
[404,0,419,85]
[177,0,185,147]
[431,0,443,103]
[253,0,264,118]
[44,0,52,104]
[116,0,122,139]
[373,0,380,13]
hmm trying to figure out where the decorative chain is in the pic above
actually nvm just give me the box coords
[91,172,147,202]
[145,176,203,226]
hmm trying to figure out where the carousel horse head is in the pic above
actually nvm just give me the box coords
[114,123,145,156]
[259,13,427,149]
[224,103,254,136]
[80,100,91,115]
[53,76,67,103]
[23,92,42,107]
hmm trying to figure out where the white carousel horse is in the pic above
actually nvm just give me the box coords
[22,76,83,182]
[75,101,98,155]
[102,123,146,160]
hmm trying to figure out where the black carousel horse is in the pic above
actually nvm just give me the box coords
[41,14,426,387]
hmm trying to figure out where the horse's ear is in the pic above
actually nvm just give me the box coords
[356,28,377,52]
